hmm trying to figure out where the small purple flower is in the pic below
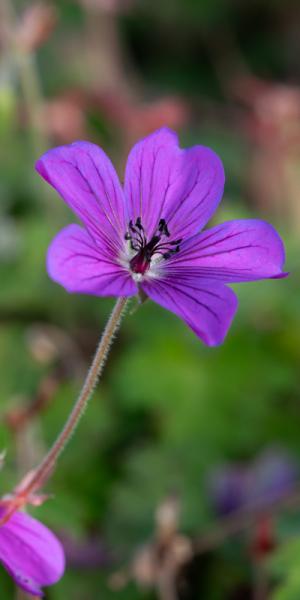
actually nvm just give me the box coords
[36,128,286,345]
[209,448,298,516]
[247,448,298,506]
[0,507,65,596]
[208,465,250,516]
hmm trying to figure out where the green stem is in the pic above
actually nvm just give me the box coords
[17,52,48,158]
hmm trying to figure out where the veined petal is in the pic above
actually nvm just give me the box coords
[167,220,286,281]
[36,141,126,254]
[124,127,225,240]
[47,224,137,296]
[0,509,65,596]
[142,276,238,346]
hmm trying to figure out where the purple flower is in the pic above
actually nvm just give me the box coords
[247,448,298,506]
[209,448,298,516]
[0,507,65,596]
[208,465,250,516]
[36,128,286,345]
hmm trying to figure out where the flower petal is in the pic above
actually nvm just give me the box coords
[36,141,126,253]
[0,509,65,596]
[47,224,137,296]
[124,127,225,240]
[142,276,238,346]
[166,220,287,281]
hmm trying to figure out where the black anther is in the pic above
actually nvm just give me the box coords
[135,217,143,230]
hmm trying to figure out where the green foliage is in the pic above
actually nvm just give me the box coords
[269,539,300,600]
[0,0,299,597]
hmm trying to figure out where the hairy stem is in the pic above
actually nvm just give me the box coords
[6,297,128,515]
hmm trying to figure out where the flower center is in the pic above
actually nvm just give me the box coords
[125,217,182,276]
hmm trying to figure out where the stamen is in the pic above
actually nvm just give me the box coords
[147,235,161,250]
[161,246,180,259]
[131,243,140,251]
[127,216,182,276]
[136,217,147,244]
[126,218,145,248]
[158,218,170,237]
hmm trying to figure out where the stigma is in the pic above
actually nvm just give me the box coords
[124,217,182,279]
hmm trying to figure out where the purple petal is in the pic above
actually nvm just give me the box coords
[142,275,238,346]
[36,141,126,254]
[167,220,286,281]
[0,509,65,596]
[208,466,250,516]
[124,127,225,240]
[246,449,298,507]
[47,224,137,296]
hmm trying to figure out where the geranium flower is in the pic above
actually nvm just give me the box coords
[36,128,286,345]
[0,506,65,596]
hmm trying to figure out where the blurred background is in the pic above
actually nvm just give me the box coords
[0,0,300,598]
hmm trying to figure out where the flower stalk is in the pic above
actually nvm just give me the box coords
[1,296,128,523]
